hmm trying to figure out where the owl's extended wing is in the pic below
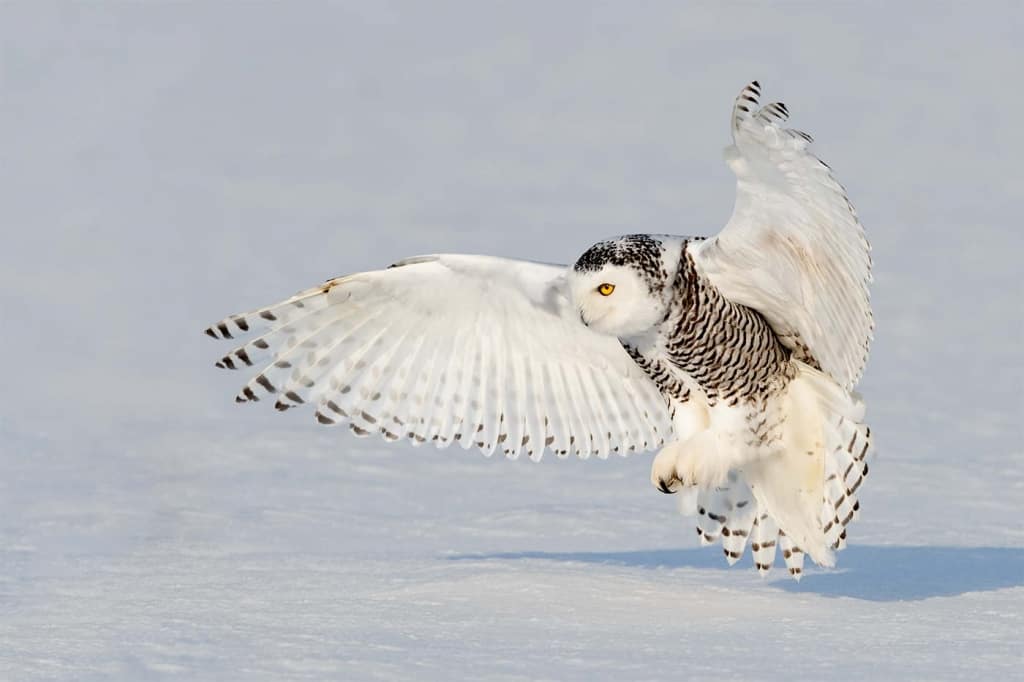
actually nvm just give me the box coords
[205,254,672,459]
[689,81,873,389]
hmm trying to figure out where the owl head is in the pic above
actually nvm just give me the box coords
[568,234,686,339]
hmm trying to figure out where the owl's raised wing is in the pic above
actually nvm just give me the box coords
[205,254,672,459]
[689,81,873,389]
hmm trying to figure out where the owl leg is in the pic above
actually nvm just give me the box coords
[650,429,723,493]
[651,442,686,493]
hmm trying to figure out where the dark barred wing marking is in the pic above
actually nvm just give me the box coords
[204,254,673,461]
[693,80,873,391]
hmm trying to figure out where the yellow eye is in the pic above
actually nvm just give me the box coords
[597,283,615,296]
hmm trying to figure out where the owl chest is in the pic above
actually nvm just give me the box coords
[657,284,792,404]
[626,336,788,411]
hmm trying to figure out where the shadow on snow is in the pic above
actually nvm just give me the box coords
[448,545,1024,602]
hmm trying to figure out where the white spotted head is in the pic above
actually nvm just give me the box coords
[568,234,687,339]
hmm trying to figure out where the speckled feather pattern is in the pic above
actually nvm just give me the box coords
[204,81,875,580]
[625,242,795,407]
[578,233,871,576]
[205,255,672,461]
[574,234,668,298]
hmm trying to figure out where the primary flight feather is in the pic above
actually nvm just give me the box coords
[205,82,873,579]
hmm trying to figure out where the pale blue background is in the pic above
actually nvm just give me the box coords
[2,2,1021,679]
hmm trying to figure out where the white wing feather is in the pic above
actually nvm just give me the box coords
[689,81,873,389]
[205,254,672,460]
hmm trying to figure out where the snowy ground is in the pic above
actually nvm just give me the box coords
[2,3,1022,680]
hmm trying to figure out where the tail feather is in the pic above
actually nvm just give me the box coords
[822,416,871,550]
[695,479,815,580]
[779,532,806,579]
[695,487,730,546]
[719,477,757,566]
[694,476,757,566]
[689,364,873,579]
[750,513,779,575]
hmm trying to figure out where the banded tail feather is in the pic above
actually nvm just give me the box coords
[750,513,779,576]
[694,476,757,564]
[822,416,871,551]
[694,476,800,574]
[687,366,874,579]
[779,532,806,578]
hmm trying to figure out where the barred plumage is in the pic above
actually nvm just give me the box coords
[205,81,874,579]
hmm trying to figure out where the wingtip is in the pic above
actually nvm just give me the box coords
[733,81,764,133]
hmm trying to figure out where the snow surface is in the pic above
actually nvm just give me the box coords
[2,2,1022,680]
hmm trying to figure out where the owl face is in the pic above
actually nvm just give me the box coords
[568,263,667,338]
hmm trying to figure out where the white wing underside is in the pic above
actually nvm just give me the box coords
[206,254,672,460]
[690,81,873,390]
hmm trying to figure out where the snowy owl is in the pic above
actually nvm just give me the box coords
[205,82,873,579]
